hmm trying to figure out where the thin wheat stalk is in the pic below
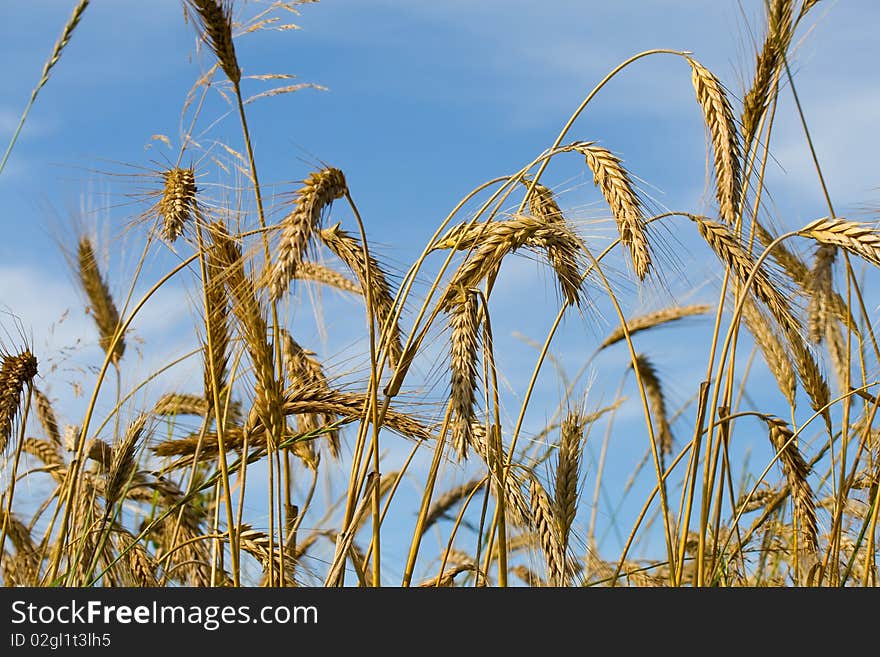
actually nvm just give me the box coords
[442,214,586,310]
[0,0,90,175]
[209,222,285,450]
[280,329,339,459]
[694,217,799,336]
[423,478,486,534]
[105,414,148,511]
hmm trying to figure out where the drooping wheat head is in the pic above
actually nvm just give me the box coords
[0,350,38,453]
[571,141,651,280]
[687,58,742,225]
[268,167,348,301]
[77,237,125,363]
[319,222,403,368]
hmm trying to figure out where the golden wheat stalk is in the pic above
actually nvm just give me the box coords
[319,223,403,368]
[600,304,712,350]
[186,0,241,84]
[687,58,742,225]
[784,328,832,431]
[77,237,125,363]
[0,350,38,453]
[571,141,651,280]
[158,167,197,243]
[268,167,348,300]
[521,175,593,296]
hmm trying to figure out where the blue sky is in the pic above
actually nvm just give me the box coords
[2,1,880,583]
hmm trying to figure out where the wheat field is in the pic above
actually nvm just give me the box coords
[1,0,879,588]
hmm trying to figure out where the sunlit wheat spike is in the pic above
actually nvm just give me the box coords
[806,243,835,343]
[687,58,742,225]
[157,167,197,243]
[763,416,819,554]
[269,167,348,300]
[599,304,712,350]
[631,355,672,456]
[442,214,586,310]
[824,319,850,394]
[741,0,793,149]
[570,141,651,280]
[418,564,482,587]
[186,0,241,84]
[448,289,481,460]
[0,350,38,453]
[77,237,125,363]
[32,386,60,444]
[741,301,797,406]
[319,222,404,368]
[554,411,583,552]
[784,327,832,432]
[22,437,64,473]
[151,392,241,423]
[512,565,546,587]
[209,221,285,450]
[693,217,799,337]
[422,478,486,534]
[296,261,360,294]
[800,217,880,268]
[102,414,147,518]
[529,477,565,586]
[755,219,855,331]
[280,329,339,459]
